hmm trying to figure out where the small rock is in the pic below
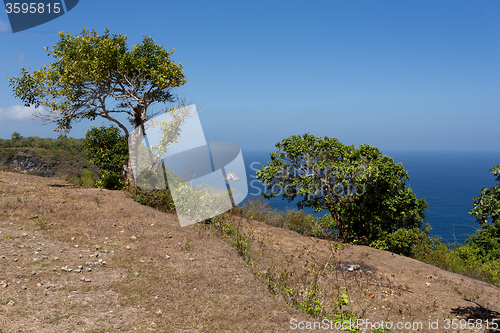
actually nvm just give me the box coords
[31,271,36,275]
[53,267,57,271]
[126,245,131,250]
[1,280,8,288]
[95,245,102,250]
[113,324,120,329]
[22,233,28,237]
[0,255,5,259]
[71,237,75,240]
[8,300,14,306]
[14,258,18,262]
[94,252,99,257]
[74,245,79,248]
[42,255,48,259]
[156,309,162,316]
[130,235,137,240]
[133,272,139,277]
[103,250,109,254]
[78,265,83,270]
[165,255,170,259]
[86,267,92,272]
[154,295,160,300]
[36,248,42,252]
[189,258,195,261]
[21,285,27,290]
[79,254,83,258]
[37,283,42,287]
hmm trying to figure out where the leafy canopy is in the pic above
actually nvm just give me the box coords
[8,28,186,134]
[257,133,428,243]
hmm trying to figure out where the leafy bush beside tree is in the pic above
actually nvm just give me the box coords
[83,125,128,190]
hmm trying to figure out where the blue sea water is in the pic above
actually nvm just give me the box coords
[238,149,500,245]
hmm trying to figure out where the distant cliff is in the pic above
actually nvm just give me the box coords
[0,148,98,181]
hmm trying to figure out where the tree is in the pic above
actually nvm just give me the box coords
[8,28,186,185]
[470,166,500,225]
[467,166,500,261]
[256,133,428,243]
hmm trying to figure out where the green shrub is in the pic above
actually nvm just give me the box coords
[127,186,176,213]
[83,124,128,190]
[370,227,432,257]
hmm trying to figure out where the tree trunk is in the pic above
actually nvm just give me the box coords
[125,103,147,186]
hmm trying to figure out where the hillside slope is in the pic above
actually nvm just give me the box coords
[1,171,500,332]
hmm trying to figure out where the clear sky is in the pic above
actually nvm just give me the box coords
[1,1,499,153]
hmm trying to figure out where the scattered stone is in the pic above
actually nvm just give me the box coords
[22,233,28,237]
[21,285,27,290]
[126,245,131,250]
[0,255,5,259]
[36,248,42,252]
[53,267,57,271]
[31,271,36,275]
[61,266,72,272]
[37,283,42,287]
[74,245,79,248]
[79,254,83,258]
[156,309,162,316]
[131,235,137,240]
[165,255,170,259]
[71,237,75,240]
[154,295,160,300]
[103,249,109,254]
[53,257,59,261]
[80,277,91,282]
[133,272,139,277]
[1,280,8,288]
[347,264,360,272]
[189,258,195,261]
[113,324,120,329]
[42,255,48,260]
[86,267,92,272]
[8,300,14,306]
[95,245,102,250]
[13,258,18,262]
[78,265,83,270]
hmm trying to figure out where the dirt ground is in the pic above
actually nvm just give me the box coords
[1,171,500,333]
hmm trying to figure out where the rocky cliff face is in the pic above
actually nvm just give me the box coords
[0,148,97,180]
[2,149,55,177]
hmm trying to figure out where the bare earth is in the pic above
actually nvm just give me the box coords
[1,171,499,333]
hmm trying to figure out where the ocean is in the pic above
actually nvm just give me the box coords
[238,149,500,245]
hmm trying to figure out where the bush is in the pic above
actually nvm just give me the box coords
[370,227,432,257]
[127,186,176,213]
[83,124,128,190]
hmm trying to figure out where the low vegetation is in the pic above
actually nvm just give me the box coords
[1,130,499,326]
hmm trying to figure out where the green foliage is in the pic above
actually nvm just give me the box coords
[0,133,85,153]
[257,133,428,243]
[8,28,186,134]
[127,186,176,213]
[370,227,432,257]
[83,125,128,190]
[470,166,500,225]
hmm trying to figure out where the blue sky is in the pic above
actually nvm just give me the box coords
[1,0,499,152]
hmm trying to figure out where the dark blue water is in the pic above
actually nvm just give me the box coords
[240,149,500,245]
